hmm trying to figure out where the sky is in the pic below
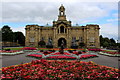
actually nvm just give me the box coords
[0,0,119,42]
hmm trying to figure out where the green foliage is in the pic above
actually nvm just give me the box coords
[2,25,13,42]
[103,41,109,47]
[2,25,25,46]
[13,32,25,46]
[100,35,117,49]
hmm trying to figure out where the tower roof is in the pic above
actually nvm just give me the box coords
[59,4,65,12]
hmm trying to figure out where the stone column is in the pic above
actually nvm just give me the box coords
[25,28,30,46]
[59,27,60,34]
[67,28,68,38]
[86,28,89,48]
[25,28,28,46]
[56,28,57,35]
[83,28,86,47]
[53,27,57,47]
[35,28,39,47]
[95,27,100,48]
[54,28,56,38]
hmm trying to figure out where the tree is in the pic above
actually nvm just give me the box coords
[103,42,109,48]
[100,35,104,47]
[110,38,116,43]
[13,32,25,46]
[2,25,25,46]
[0,29,2,42]
[2,25,13,42]
[99,35,117,48]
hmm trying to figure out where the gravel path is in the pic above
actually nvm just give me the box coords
[0,51,119,69]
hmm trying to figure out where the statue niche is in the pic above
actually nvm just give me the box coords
[46,38,53,48]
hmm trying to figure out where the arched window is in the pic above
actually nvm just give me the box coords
[60,26,64,33]
[61,12,64,15]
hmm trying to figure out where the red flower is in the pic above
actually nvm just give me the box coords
[51,52,71,55]
[80,54,97,59]
[27,54,42,58]
[1,59,118,79]
[22,47,37,50]
[47,56,76,59]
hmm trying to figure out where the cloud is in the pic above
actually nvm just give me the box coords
[100,23,118,40]
[1,2,117,24]
[107,18,118,22]
[1,0,119,2]
[1,2,118,40]
[11,26,25,35]
[113,13,118,17]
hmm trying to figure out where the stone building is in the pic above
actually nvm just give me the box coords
[25,5,100,48]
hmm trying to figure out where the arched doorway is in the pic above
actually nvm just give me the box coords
[58,38,66,47]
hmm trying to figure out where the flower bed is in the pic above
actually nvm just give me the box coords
[27,54,42,58]
[1,59,118,79]
[80,54,98,59]
[72,51,87,55]
[0,50,24,55]
[27,52,75,59]
[27,50,98,59]
[22,47,37,51]
[51,52,71,55]
[98,52,120,57]
[38,48,86,51]
[47,56,76,59]
[88,49,103,52]
[102,50,119,54]
[0,50,19,53]
[43,51,53,55]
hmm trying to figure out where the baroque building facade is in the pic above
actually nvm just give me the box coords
[25,5,100,48]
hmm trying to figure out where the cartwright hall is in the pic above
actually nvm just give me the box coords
[25,5,100,48]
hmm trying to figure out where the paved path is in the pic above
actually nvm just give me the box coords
[1,52,37,68]
[82,52,119,68]
[0,51,119,69]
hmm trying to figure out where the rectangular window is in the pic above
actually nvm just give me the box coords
[30,37,34,42]
[79,37,82,42]
[89,44,95,47]
[89,37,95,42]
[41,37,44,41]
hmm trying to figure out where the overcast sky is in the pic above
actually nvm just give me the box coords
[0,0,119,41]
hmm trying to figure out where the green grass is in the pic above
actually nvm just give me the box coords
[3,47,23,50]
[104,50,117,52]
